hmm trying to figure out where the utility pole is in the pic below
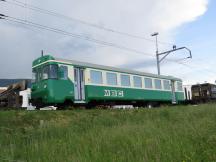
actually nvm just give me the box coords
[151,32,160,75]
[151,32,192,75]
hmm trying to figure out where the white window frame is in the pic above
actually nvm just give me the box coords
[163,80,171,91]
[176,81,183,92]
[106,72,118,86]
[154,79,162,90]
[144,77,153,89]
[120,74,131,87]
[133,75,142,88]
[90,69,103,85]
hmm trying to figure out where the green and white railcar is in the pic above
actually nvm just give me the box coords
[31,55,184,107]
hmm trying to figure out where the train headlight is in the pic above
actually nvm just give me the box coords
[44,84,47,89]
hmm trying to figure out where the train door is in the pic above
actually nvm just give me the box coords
[171,81,177,104]
[74,68,85,102]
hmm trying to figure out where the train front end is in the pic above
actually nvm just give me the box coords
[31,55,73,107]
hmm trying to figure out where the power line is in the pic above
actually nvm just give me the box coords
[1,3,214,78]
[0,14,205,74]
[3,15,215,79]
[1,14,157,57]
[2,0,174,46]
[0,15,185,64]
[176,61,216,76]
[3,1,205,76]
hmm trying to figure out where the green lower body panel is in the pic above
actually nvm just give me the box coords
[175,92,185,102]
[32,81,184,105]
[85,85,184,103]
[31,79,74,104]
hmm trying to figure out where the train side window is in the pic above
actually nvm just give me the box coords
[32,69,37,83]
[121,74,130,87]
[34,68,42,82]
[144,78,153,89]
[90,70,103,84]
[133,76,142,88]
[59,66,68,80]
[177,82,183,91]
[155,79,162,89]
[163,80,171,90]
[106,72,117,85]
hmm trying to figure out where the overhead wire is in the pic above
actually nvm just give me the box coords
[0,14,197,68]
[1,1,215,80]
[175,61,216,77]
[1,14,206,76]
[1,0,193,65]
[2,0,174,46]
[1,14,191,64]
[1,14,158,57]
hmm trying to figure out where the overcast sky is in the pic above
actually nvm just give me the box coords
[0,0,215,84]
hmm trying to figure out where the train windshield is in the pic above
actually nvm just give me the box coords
[32,68,42,83]
[42,64,58,80]
[32,69,37,83]
[32,64,58,82]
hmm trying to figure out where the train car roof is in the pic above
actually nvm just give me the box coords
[55,57,181,81]
[32,55,182,81]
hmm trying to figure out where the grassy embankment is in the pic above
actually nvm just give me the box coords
[0,104,216,162]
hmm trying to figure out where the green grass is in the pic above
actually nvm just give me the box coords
[0,104,216,162]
